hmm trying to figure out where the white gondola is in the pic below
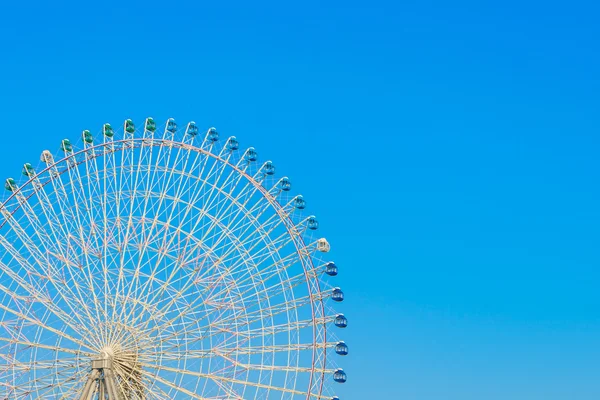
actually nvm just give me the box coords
[317,238,330,252]
[40,150,53,164]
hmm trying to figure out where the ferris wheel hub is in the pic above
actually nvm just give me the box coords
[100,346,115,359]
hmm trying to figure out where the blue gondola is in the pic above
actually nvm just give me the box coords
[166,118,177,133]
[332,288,344,302]
[333,369,347,383]
[186,122,199,136]
[334,314,348,328]
[307,216,318,230]
[206,127,219,142]
[331,397,340,400]
[227,137,239,151]
[335,341,349,356]
[293,196,306,210]
[245,147,258,162]
[262,161,275,175]
[325,262,338,276]
[279,177,291,191]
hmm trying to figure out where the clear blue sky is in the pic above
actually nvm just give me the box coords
[1,1,599,398]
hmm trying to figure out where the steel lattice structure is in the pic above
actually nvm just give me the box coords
[0,118,347,399]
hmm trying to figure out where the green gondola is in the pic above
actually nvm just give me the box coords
[145,117,156,132]
[82,130,93,144]
[22,163,35,177]
[103,123,114,137]
[61,139,73,152]
[4,178,17,192]
[125,119,135,133]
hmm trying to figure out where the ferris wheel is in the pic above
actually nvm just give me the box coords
[0,118,348,399]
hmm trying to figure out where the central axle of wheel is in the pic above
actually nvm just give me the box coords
[79,345,143,400]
